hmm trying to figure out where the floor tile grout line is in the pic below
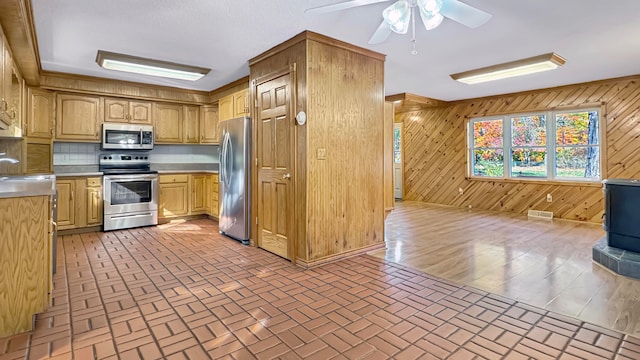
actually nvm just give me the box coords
[77,232,136,359]
[102,229,209,359]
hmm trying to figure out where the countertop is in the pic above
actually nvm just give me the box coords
[0,175,57,199]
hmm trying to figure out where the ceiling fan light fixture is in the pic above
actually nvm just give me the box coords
[383,0,411,34]
[96,50,210,81]
[450,52,567,84]
[419,8,444,30]
[418,0,443,14]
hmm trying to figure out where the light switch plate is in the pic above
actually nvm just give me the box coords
[317,148,326,160]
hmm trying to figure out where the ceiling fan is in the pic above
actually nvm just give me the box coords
[306,0,491,53]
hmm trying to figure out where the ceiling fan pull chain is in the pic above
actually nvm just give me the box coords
[411,3,418,55]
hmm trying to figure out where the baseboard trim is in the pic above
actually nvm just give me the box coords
[294,242,386,269]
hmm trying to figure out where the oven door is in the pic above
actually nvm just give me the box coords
[103,174,158,215]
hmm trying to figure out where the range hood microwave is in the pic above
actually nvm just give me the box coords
[102,123,154,150]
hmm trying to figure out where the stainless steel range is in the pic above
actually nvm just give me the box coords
[100,153,158,231]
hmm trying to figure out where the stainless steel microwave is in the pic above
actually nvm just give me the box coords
[102,123,154,150]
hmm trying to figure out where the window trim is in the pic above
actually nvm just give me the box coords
[467,107,603,183]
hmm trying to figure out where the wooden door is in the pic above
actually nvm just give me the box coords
[233,89,249,117]
[104,98,128,123]
[159,183,189,218]
[154,103,183,143]
[27,88,53,139]
[218,95,233,122]
[56,180,75,229]
[256,73,293,259]
[55,94,102,141]
[86,187,102,226]
[200,105,219,143]
[184,106,200,143]
[129,101,152,124]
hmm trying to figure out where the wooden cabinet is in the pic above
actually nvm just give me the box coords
[55,93,102,141]
[27,87,53,139]
[154,103,183,143]
[0,30,24,135]
[159,174,189,218]
[56,177,102,230]
[0,195,50,337]
[210,174,219,217]
[56,179,75,229]
[85,178,103,226]
[26,88,54,174]
[184,105,200,144]
[104,98,152,124]
[200,105,219,143]
[190,174,207,214]
[218,88,249,122]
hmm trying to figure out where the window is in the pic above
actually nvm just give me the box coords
[469,109,600,181]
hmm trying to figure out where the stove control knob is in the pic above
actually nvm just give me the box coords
[144,156,148,160]
[108,156,112,160]
[103,156,107,159]
[135,156,139,160]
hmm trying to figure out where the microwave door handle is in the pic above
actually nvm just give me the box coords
[140,129,143,148]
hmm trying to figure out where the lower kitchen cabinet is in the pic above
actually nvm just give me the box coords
[159,174,189,218]
[159,173,219,221]
[56,177,102,230]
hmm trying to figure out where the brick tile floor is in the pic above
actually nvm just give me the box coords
[1,218,640,359]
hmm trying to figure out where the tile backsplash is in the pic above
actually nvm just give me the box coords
[53,143,219,165]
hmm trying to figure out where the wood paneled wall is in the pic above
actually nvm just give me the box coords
[249,31,386,265]
[399,76,640,223]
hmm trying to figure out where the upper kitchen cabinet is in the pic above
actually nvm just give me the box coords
[154,102,183,143]
[104,98,152,125]
[200,105,219,143]
[26,88,54,139]
[218,88,249,122]
[0,30,23,136]
[55,93,103,141]
[184,105,200,144]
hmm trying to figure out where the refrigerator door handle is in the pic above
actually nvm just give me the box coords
[220,131,229,184]
[225,134,233,185]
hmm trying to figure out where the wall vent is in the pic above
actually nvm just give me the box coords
[528,210,554,220]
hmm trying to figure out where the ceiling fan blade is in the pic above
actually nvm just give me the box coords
[368,20,392,44]
[439,0,492,28]
[305,0,390,15]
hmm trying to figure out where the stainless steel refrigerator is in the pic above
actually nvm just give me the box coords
[219,116,251,244]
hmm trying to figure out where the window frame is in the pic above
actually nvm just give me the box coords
[467,107,603,183]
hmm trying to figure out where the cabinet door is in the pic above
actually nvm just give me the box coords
[159,183,188,218]
[200,105,219,143]
[184,105,200,144]
[86,187,103,226]
[104,98,128,123]
[129,101,152,124]
[204,175,212,214]
[218,95,233,122]
[56,180,75,229]
[55,94,102,141]
[26,142,52,174]
[233,89,249,118]
[154,103,183,143]
[190,174,206,213]
[1,39,10,114]
[211,174,219,217]
[27,88,53,139]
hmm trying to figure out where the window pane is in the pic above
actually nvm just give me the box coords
[473,149,504,177]
[511,147,547,177]
[394,127,401,164]
[556,111,598,145]
[511,115,546,146]
[556,146,600,179]
[473,120,503,147]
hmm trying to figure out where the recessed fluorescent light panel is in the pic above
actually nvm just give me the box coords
[96,50,210,81]
[450,53,566,85]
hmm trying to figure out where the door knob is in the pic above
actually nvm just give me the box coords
[283,173,291,179]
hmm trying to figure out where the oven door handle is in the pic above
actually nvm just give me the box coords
[104,174,158,181]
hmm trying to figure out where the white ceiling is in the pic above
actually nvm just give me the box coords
[31,0,640,101]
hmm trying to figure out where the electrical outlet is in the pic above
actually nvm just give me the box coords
[317,148,327,160]
[546,193,553,202]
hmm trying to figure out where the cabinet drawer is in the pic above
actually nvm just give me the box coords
[159,174,189,184]
[86,177,102,187]
[212,174,219,184]
[212,192,218,201]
